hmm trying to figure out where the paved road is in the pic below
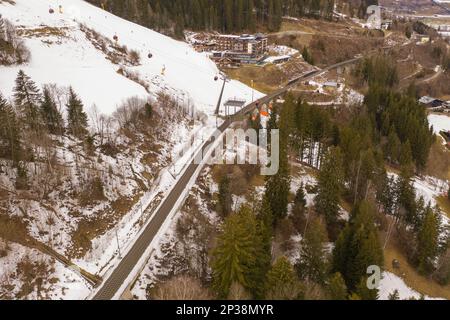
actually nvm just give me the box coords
[432,0,450,15]
[92,57,361,300]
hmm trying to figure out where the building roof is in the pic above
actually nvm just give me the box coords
[224,99,246,108]
[264,55,291,63]
[213,34,267,41]
[419,96,436,104]
[215,34,240,39]
[323,81,338,87]
[419,96,446,108]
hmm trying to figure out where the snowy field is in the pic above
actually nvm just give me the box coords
[378,271,443,300]
[0,0,262,117]
[429,114,450,134]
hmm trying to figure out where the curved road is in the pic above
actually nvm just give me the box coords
[92,57,361,300]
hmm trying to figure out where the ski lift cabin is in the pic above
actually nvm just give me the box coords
[260,104,269,117]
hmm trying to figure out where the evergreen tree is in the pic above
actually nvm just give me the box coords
[399,140,413,167]
[297,217,329,284]
[291,184,307,233]
[0,92,21,163]
[265,256,303,300]
[385,128,400,164]
[388,289,400,300]
[145,102,153,119]
[264,127,290,223]
[302,46,314,65]
[435,248,450,285]
[376,172,397,216]
[405,25,412,39]
[174,15,185,39]
[15,161,29,190]
[267,107,277,130]
[257,195,274,277]
[0,92,7,113]
[88,0,347,36]
[66,87,88,138]
[294,183,307,208]
[13,70,42,132]
[247,0,257,32]
[315,147,344,227]
[0,15,5,40]
[270,0,283,31]
[395,166,419,227]
[354,276,379,300]
[363,76,433,173]
[217,174,232,217]
[416,206,441,275]
[327,272,348,300]
[359,55,398,88]
[279,94,296,149]
[332,201,384,297]
[264,97,293,224]
[211,205,265,298]
[40,87,64,135]
[331,123,340,146]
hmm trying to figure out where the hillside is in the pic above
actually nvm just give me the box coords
[0,0,259,117]
[0,0,449,303]
[0,0,261,300]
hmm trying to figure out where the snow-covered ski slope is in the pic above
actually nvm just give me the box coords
[0,0,261,116]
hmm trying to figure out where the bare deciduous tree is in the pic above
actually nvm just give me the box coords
[150,275,212,300]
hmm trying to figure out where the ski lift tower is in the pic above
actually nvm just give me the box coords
[214,72,230,115]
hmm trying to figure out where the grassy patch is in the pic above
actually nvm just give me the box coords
[19,27,69,38]
[279,20,317,33]
[340,199,353,214]
[0,214,29,245]
[436,196,450,219]
[385,164,401,175]
[424,140,450,181]
[384,238,450,299]
[225,64,285,93]
[249,174,266,189]
[290,161,318,178]
[69,194,140,259]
